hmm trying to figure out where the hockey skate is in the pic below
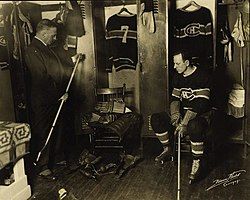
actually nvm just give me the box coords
[155,147,172,164]
[188,159,202,184]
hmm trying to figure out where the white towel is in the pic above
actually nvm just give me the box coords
[231,12,245,47]
[227,83,245,118]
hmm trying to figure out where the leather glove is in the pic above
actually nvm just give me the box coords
[175,124,187,138]
[170,101,181,127]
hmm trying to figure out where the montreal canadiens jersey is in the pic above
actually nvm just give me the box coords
[171,67,211,115]
[105,14,137,72]
[173,6,213,67]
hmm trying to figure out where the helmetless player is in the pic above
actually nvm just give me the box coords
[151,49,212,184]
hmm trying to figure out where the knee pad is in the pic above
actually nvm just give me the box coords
[151,112,171,133]
[187,117,208,139]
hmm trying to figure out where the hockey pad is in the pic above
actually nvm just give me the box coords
[151,112,171,133]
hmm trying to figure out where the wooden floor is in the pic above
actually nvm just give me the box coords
[29,141,250,200]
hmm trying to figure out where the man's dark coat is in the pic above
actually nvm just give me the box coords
[25,38,68,168]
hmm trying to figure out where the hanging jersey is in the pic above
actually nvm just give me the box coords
[173,7,213,67]
[171,67,211,115]
[0,6,8,70]
[105,14,137,72]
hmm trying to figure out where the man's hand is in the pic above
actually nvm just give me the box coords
[174,123,187,138]
[59,92,68,102]
[71,53,82,63]
[171,113,181,127]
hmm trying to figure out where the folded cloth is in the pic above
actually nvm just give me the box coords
[228,84,245,108]
[227,103,244,118]
[227,83,245,118]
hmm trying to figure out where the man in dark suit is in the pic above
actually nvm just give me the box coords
[25,19,70,180]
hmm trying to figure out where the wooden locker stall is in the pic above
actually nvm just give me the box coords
[139,0,216,138]
[92,0,169,139]
[137,0,169,137]
[92,0,139,111]
[217,0,250,157]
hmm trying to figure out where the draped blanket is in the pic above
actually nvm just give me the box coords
[0,121,31,169]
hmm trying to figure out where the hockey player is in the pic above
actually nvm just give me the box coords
[151,49,212,183]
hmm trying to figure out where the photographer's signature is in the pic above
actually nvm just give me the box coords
[206,169,246,191]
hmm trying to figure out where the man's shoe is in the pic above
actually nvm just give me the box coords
[155,147,172,163]
[38,169,57,181]
[189,159,202,184]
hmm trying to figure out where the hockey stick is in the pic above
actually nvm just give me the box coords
[34,54,83,165]
[177,129,181,200]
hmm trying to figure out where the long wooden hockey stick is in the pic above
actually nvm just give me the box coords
[177,129,181,200]
[34,54,83,165]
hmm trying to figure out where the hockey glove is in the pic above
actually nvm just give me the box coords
[170,101,181,127]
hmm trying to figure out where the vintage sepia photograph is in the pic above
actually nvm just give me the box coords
[0,0,249,200]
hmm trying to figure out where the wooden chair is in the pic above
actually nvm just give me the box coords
[95,84,126,104]
[85,83,142,159]
[90,84,127,152]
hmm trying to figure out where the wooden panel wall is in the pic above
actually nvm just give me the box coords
[75,1,96,114]
[92,1,108,88]
[138,0,168,137]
